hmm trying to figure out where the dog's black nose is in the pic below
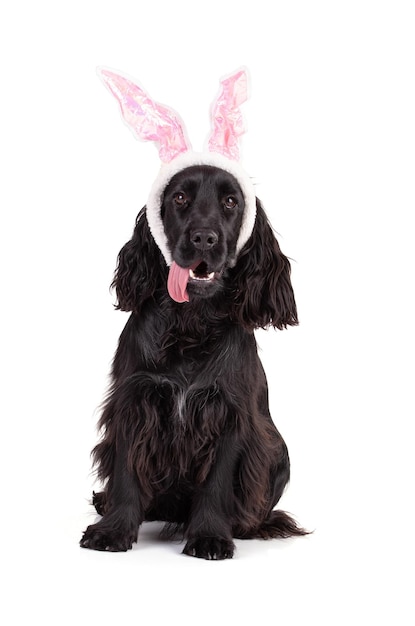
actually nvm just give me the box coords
[190,229,219,251]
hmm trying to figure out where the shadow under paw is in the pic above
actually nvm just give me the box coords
[183,537,235,560]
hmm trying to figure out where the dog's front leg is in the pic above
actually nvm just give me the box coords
[80,436,143,552]
[183,435,238,560]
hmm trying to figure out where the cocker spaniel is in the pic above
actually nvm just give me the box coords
[80,67,307,559]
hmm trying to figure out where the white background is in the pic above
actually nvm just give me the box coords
[1,1,414,624]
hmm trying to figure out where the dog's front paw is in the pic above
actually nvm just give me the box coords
[183,537,235,560]
[80,521,137,552]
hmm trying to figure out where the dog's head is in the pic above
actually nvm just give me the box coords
[161,165,245,301]
[112,164,298,330]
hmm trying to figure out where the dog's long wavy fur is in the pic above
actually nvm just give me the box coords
[80,166,308,559]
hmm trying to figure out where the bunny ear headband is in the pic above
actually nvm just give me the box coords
[98,67,256,267]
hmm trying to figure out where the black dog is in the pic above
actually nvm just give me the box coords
[80,165,307,559]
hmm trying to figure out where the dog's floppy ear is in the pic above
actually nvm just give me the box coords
[111,208,166,313]
[229,199,298,330]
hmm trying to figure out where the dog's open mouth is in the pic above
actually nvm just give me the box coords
[167,261,217,303]
[189,261,215,282]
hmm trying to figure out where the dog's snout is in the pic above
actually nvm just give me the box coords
[190,228,219,251]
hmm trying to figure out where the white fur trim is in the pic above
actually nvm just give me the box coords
[146,151,256,266]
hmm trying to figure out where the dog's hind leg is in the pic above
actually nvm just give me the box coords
[91,490,107,516]
[234,434,309,539]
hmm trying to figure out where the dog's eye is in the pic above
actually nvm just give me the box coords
[224,196,238,209]
[173,192,188,206]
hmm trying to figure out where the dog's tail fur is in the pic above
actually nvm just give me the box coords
[236,510,311,540]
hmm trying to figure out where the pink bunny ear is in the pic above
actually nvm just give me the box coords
[208,69,249,161]
[98,68,191,163]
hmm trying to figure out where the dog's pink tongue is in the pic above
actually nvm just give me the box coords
[167,261,190,303]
